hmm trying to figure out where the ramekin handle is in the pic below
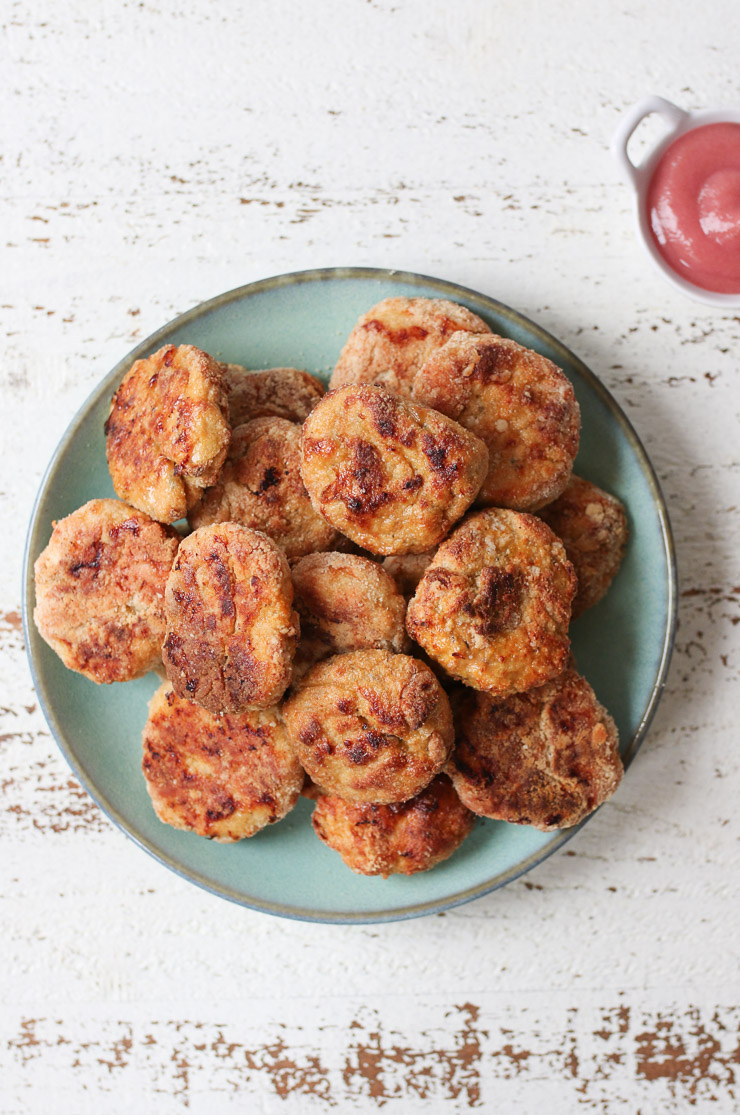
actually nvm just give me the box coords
[610,96,689,188]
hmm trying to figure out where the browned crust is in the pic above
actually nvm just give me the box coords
[539,475,628,617]
[188,417,338,561]
[291,552,409,679]
[223,365,325,426]
[448,669,623,830]
[33,499,179,684]
[282,649,454,804]
[406,508,576,697]
[162,523,298,714]
[105,344,231,523]
[412,331,580,511]
[311,775,475,876]
[300,384,488,555]
[329,297,492,396]
[142,683,303,841]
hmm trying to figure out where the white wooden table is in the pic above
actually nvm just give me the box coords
[3,2,739,1110]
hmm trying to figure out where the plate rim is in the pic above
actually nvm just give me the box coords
[22,265,678,924]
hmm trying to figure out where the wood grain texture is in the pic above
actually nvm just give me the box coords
[2,999,739,1111]
[2,0,740,1111]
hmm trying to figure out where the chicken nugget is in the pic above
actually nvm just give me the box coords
[162,523,298,714]
[105,344,231,523]
[539,475,628,617]
[142,683,303,841]
[300,384,488,555]
[330,296,491,396]
[33,499,179,684]
[406,509,576,697]
[412,332,580,511]
[223,365,325,426]
[283,650,453,804]
[188,417,338,561]
[448,669,622,830]
[291,552,408,678]
[311,775,474,877]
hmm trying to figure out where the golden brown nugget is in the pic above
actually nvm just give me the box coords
[448,669,622,830]
[188,417,338,561]
[412,332,580,511]
[300,385,488,555]
[330,296,491,396]
[539,475,628,618]
[283,650,453,804]
[311,775,474,877]
[406,509,576,697]
[291,552,409,678]
[382,551,435,598]
[163,523,298,714]
[105,344,231,523]
[142,683,303,841]
[223,365,325,426]
[33,499,179,684]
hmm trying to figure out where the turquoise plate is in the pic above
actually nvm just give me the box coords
[22,268,677,923]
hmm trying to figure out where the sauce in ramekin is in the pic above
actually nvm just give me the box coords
[647,122,740,294]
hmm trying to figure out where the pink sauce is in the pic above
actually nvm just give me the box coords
[647,122,740,294]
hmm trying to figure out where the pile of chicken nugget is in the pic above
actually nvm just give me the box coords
[34,297,629,879]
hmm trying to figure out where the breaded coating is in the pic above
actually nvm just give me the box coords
[300,385,488,555]
[382,551,435,598]
[188,417,338,561]
[162,523,298,714]
[448,669,623,830]
[413,332,580,511]
[311,775,474,877]
[33,499,179,684]
[330,296,491,397]
[105,344,231,523]
[142,683,303,841]
[283,650,454,804]
[223,365,325,426]
[539,475,628,618]
[406,509,576,697]
[291,552,409,678]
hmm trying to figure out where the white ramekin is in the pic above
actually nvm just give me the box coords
[611,95,740,308]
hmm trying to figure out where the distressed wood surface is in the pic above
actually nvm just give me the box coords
[2,1,740,1111]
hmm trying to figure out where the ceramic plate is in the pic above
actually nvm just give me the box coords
[23,268,677,923]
